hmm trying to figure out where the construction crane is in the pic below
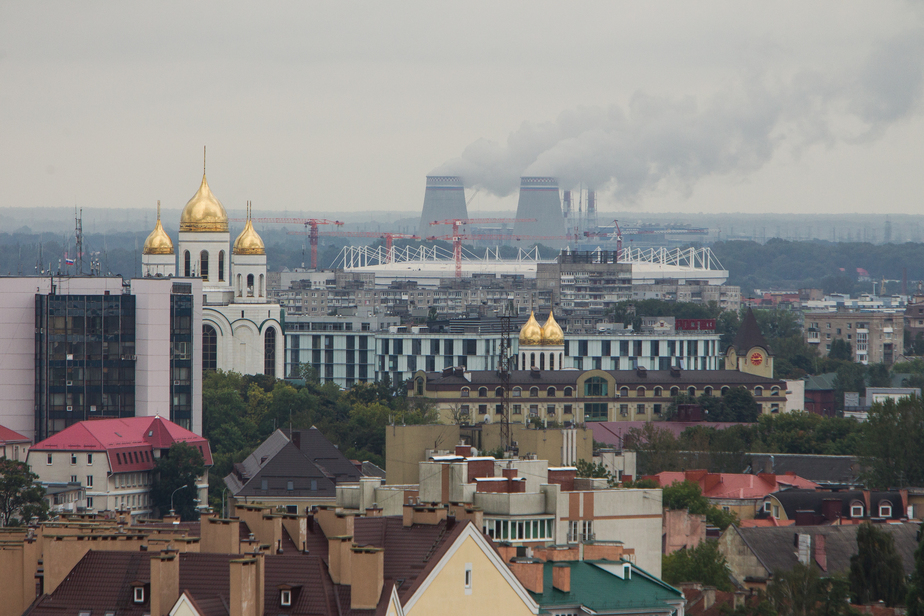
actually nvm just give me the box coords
[583,219,623,260]
[429,218,537,278]
[230,217,344,268]
[287,230,420,264]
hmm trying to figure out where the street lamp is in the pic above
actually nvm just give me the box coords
[169,485,188,518]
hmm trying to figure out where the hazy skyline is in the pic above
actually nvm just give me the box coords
[2,2,923,219]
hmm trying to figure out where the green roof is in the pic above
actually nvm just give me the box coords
[530,560,684,614]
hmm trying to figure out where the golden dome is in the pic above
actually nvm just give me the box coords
[180,172,228,233]
[519,311,542,346]
[142,202,174,255]
[540,311,564,345]
[233,203,265,255]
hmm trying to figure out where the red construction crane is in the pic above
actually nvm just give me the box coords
[583,219,623,260]
[429,218,538,278]
[230,217,344,268]
[287,230,420,264]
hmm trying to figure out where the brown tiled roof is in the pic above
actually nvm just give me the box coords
[730,308,770,354]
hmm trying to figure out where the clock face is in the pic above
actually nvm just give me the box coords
[750,352,763,366]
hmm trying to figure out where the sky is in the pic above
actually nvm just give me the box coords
[1,1,923,220]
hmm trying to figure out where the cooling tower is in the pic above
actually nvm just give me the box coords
[513,177,565,239]
[418,176,468,238]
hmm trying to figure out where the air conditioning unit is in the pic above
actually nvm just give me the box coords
[66,405,73,412]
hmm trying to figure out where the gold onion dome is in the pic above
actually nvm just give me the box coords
[142,202,174,255]
[180,172,229,233]
[519,311,542,345]
[541,311,564,345]
[233,203,266,255]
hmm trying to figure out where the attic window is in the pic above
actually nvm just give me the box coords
[763,502,771,513]
[879,502,892,518]
[133,587,145,603]
[78,611,91,616]
[287,481,294,491]
[149,431,153,437]
[851,504,864,518]
[280,590,292,607]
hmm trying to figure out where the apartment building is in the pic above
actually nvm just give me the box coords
[804,310,903,364]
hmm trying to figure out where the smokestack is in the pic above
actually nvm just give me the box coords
[419,176,468,238]
[514,177,565,240]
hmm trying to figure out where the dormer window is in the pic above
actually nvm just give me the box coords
[763,501,771,513]
[133,587,145,604]
[280,590,292,607]
[851,504,864,518]
[879,502,892,518]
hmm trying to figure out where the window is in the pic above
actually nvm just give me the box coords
[547,387,556,397]
[513,387,522,397]
[287,481,294,491]
[495,404,503,414]
[200,250,209,281]
[653,403,662,415]
[585,377,608,397]
[87,475,93,487]
[619,386,629,398]
[763,501,771,513]
[513,404,521,414]
[771,386,780,395]
[71,475,78,483]
[261,479,268,491]
[851,504,864,518]
[460,405,469,416]
[460,388,470,398]
[670,386,680,397]
[464,563,473,595]
[495,387,504,397]
[703,386,713,396]
[879,502,892,518]
[203,325,218,372]
[218,250,225,282]
[87,453,93,465]
[636,404,645,415]
[654,387,662,396]
[636,387,645,397]
[687,387,696,397]
[87,497,93,509]
[547,404,555,416]
[529,387,539,397]
[46,454,52,465]
[478,387,487,398]
[133,587,145,604]
[620,404,629,416]
[264,327,277,377]
[584,402,608,421]
[71,454,77,465]
[564,404,572,414]
[281,590,292,606]
[564,387,573,397]
[479,404,487,415]
[754,386,763,397]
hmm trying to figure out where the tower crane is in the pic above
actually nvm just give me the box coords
[287,230,420,264]
[230,217,344,269]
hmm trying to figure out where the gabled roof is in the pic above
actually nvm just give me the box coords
[229,440,338,498]
[730,308,771,355]
[729,523,918,579]
[225,429,291,492]
[30,416,212,468]
[295,427,363,483]
[529,560,683,613]
[0,424,29,444]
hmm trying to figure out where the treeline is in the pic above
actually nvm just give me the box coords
[627,400,923,489]
[710,238,924,296]
[202,369,433,510]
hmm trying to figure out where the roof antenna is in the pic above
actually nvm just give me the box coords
[203,146,207,175]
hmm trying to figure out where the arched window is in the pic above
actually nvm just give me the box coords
[704,386,713,397]
[754,386,763,397]
[585,377,608,397]
[540,354,545,370]
[478,387,487,398]
[247,274,255,297]
[460,387,470,398]
[688,386,696,397]
[771,386,780,396]
[530,387,539,397]
[416,378,425,395]
[495,387,504,397]
[549,354,555,370]
[619,386,629,398]
[184,251,191,277]
[670,387,680,397]
[654,387,663,397]
[218,251,225,282]
[850,502,864,518]
[547,387,556,397]
[530,353,536,368]
[721,386,730,395]
[636,387,646,397]
[879,500,893,518]
[559,352,563,367]
[513,387,522,398]
[259,274,265,297]
[264,327,276,377]
[237,274,243,297]
[200,250,209,281]
[564,387,573,397]
[202,325,218,372]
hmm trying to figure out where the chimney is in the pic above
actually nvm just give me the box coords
[418,176,468,238]
[250,550,265,616]
[229,558,259,616]
[702,587,716,610]
[509,558,544,594]
[552,563,571,593]
[149,550,180,616]
[327,536,353,584]
[350,547,385,610]
[455,444,472,458]
[513,177,565,239]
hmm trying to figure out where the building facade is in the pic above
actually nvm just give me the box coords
[804,310,903,364]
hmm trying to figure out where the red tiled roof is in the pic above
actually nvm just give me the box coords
[646,470,818,500]
[31,416,212,468]
[739,518,795,528]
[0,424,29,444]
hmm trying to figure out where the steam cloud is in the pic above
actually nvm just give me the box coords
[433,28,924,203]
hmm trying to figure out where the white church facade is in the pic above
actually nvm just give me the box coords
[141,167,284,378]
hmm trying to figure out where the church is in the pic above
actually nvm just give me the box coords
[141,164,284,378]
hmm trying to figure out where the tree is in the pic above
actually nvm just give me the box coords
[849,523,907,606]
[767,563,854,616]
[908,523,924,616]
[661,540,733,591]
[152,443,205,521]
[0,459,48,527]
[861,396,924,488]
[828,339,852,361]
[661,480,739,530]
[626,423,682,475]
[715,387,761,422]
[833,363,866,411]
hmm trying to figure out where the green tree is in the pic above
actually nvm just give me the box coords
[849,523,908,606]
[661,480,739,530]
[861,396,924,488]
[767,563,854,616]
[833,363,867,411]
[908,523,924,616]
[715,387,761,422]
[626,423,682,475]
[662,540,733,591]
[828,339,853,361]
[0,459,49,526]
[575,459,610,479]
[152,443,205,521]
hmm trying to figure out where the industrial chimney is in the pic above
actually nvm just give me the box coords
[418,176,468,239]
[514,177,565,240]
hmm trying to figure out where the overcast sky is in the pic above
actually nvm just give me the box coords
[1,1,923,220]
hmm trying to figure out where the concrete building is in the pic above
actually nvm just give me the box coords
[804,310,903,364]
[0,425,30,462]
[0,276,203,441]
[26,416,211,517]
